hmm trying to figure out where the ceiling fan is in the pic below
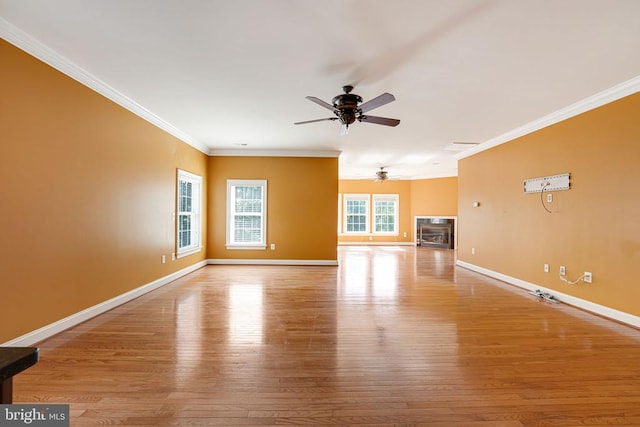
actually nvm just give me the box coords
[375,167,390,182]
[294,85,400,132]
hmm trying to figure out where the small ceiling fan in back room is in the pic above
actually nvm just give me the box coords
[374,167,401,182]
[375,167,389,182]
[294,85,400,134]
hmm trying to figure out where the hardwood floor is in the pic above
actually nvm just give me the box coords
[14,246,640,426]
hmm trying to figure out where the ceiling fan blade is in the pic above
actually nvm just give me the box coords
[359,115,400,127]
[294,117,338,125]
[305,96,336,112]
[359,93,395,113]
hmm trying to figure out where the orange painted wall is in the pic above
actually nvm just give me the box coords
[338,180,413,243]
[207,156,338,261]
[410,177,458,217]
[0,40,208,343]
[458,93,640,316]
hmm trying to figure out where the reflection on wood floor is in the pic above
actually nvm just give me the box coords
[16,246,640,426]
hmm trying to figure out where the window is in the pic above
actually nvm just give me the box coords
[341,193,399,236]
[226,180,267,249]
[373,194,399,234]
[343,194,369,234]
[177,169,202,257]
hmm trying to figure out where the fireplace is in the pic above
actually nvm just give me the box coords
[415,217,455,249]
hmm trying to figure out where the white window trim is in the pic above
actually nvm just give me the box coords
[373,194,399,236]
[226,179,267,250]
[337,193,342,234]
[342,193,370,235]
[176,169,203,258]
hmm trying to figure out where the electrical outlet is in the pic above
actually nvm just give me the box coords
[471,247,475,255]
[559,265,566,275]
[544,263,549,273]
[583,272,592,283]
[270,243,276,250]
[161,255,166,264]
[547,193,553,203]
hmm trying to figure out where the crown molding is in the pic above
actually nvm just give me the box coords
[0,18,209,154]
[409,171,458,180]
[339,171,458,181]
[457,75,640,160]
[208,149,341,158]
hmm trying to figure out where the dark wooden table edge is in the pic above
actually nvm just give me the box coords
[0,347,39,404]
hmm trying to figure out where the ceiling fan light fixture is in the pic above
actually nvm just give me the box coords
[338,110,357,125]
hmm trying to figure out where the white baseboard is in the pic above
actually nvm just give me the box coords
[208,259,338,266]
[2,261,208,347]
[456,260,640,329]
[338,242,414,246]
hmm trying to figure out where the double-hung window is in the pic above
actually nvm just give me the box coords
[177,169,202,257]
[343,194,369,234]
[226,180,267,249]
[373,194,399,235]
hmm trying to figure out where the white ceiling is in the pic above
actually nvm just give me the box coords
[1,0,639,179]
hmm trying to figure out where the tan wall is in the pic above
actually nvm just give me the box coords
[410,177,458,217]
[0,40,208,343]
[338,180,413,243]
[458,93,640,316]
[207,156,338,261]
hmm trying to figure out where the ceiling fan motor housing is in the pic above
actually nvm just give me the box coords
[332,92,362,125]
